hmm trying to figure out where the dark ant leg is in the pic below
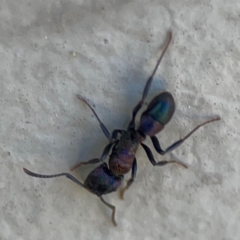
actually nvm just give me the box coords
[99,196,117,226]
[24,168,117,226]
[151,117,220,155]
[76,94,111,140]
[119,158,137,200]
[128,32,172,130]
[23,168,87,188]
[141,143,188,168]
[70,142,114,171]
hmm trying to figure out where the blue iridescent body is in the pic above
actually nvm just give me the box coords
[23,32,220,226]
[108,92,175,176]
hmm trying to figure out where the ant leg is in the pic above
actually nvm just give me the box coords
[141,143,188,168]
[23,168,87,188]
[151,117,220,155]
[70,142,114,171]
[24,168,118,226]
[128,32,172,130]
[99,196,117,226]
[119,158,137,200]
[76,94,111,140]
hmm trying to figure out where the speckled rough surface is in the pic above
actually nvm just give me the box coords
[1,0,240,239]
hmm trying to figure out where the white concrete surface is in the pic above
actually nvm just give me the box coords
[1,0,240,239]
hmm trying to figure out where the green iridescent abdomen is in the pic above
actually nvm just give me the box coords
[138,92,175,136]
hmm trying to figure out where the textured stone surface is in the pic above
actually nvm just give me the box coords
[1,1,240,239]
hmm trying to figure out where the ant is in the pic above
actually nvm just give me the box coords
[23,32,220,226]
